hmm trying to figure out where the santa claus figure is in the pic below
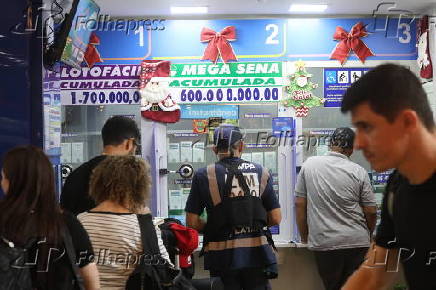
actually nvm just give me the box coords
[139,60,180,123]
[417,16,433,79]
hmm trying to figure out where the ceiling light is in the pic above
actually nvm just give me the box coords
[170,6,208,14]
[289,4,328,12]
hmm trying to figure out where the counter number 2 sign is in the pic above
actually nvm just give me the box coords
[265,24,279,45]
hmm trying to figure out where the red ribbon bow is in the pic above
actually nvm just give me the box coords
[84,33,103,67]
[330,22,374,64]
[200,26,237,63]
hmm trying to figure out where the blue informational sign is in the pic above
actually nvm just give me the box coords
[93,18,416,65]
[310,129,335,135]
[43,68,62,159]
[96,27,153,64]
[244,113,272,118]
[269,225,279,235]
[371,170,394,184]
[180,104,239,119]
[324,68,372,107]
[272,117,295,138]
[173,133,199,138]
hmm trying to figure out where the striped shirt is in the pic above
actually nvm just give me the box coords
[78,212,171,290]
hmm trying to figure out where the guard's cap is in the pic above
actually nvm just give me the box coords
[213,124,243,149]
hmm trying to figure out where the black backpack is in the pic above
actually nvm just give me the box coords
[126,214,172,290]
[0,237,33,290]
[126,215,197,290]
[0,226,84,290]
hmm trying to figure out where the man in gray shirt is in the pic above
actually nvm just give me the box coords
[295,127,377,290]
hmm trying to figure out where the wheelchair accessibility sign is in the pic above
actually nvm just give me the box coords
[325,71,337,84]
[324,68,371,107]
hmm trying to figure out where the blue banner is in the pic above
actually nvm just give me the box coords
[285,18,416,61]
[324,68,372,107]
[92,18,416,65]
[180,104,239,119]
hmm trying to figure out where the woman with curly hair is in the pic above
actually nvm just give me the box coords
[78,155,171,289]
[0,145,100,289]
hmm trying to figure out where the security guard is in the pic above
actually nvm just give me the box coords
[185,124,281,290]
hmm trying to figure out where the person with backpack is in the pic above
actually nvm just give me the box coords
[0,145,100,290]
[78,155,173,290]
[185,124,282,290]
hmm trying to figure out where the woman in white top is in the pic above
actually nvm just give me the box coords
[78,155,171,290]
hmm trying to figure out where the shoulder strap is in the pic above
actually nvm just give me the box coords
[136,215,173,290]
[62,227,85,290]
[137,214,160,254]
[207,164,222,206]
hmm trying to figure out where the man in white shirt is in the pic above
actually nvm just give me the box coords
[295,127,377,290]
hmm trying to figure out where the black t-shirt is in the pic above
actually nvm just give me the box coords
[61,155,106,215]
[185,157,280,216]
[375,171,436,290]
[4,212,94,289]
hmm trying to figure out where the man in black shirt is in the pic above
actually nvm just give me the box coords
[60,116,140,215]
[340,64,436,290]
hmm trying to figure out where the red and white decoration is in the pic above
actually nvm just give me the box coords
[294,106,310,118]
[84,33,103,67]
[281,61,324,118]
[292,90,312,100]
[139,60,180,123]
[330,22,375,65]
[418,16,433,79]
[200,26,237,64]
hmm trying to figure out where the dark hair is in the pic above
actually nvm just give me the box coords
[341,64,435,131]
[0,146,63,245]
[101,116,140,146]
[330,127,355,149]
[89,155,151,213]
